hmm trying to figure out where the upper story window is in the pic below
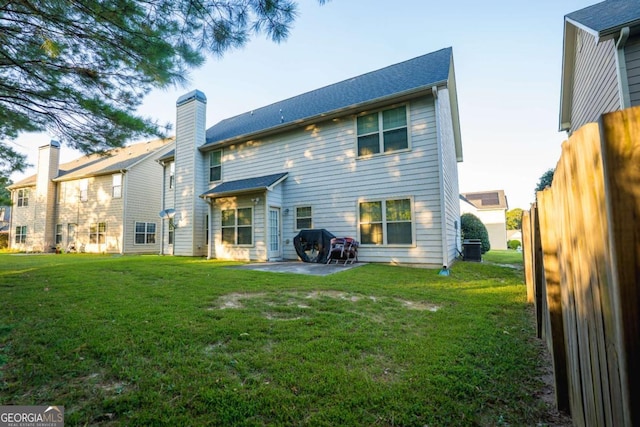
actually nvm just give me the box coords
[359,198,413,246]
[295,206,312,230]
[17,189,29,207]
[209,150,222,182]
[357,105,408,157]
[79,179,88,202]
[112,174,122,198]
[169,161,175,189]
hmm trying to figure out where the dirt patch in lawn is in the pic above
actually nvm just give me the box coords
[210,291,441,316]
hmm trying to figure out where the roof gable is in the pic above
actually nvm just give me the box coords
[203,47,453,147]
[460,190,508,210]
[559,0,640,132]
[55,138,174,181]
[566,0,640,39]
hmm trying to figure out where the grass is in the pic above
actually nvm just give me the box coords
[0,251,553,426]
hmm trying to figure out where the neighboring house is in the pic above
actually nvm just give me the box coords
[560,0,640,134]
[460,190,508,250]
[8,139,173,253]
[0,206,10,249]
[161,47,464,266]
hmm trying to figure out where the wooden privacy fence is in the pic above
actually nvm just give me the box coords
[522,106,640,427]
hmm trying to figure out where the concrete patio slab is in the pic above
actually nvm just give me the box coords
[228,261,365,276]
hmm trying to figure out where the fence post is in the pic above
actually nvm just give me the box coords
[522,209,535,304]
[600,107,640,427]
[537,188,570,414]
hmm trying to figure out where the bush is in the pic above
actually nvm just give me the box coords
[461,213,490,254]
[508,239,522,250]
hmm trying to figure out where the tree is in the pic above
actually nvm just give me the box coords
[0,176,11,206]
[506,208,523,230]
[0,0,326,179]
[460,213,490,254]
[535,168,555,193]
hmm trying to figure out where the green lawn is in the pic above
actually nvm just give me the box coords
[0,252,553,426]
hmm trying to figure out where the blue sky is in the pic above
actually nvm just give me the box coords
[10,0,597,209]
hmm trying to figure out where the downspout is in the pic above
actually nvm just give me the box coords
[615,27,631,109]
[201,196,213,260]
[432,85,450,269]
[120,170,127,254]
[158,160,165,255]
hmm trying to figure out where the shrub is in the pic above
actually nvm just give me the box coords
[461,213,490,254]
[508,239,522,250]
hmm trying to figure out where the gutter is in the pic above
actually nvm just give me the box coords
[199,83,447,152]
[615,27,631,109]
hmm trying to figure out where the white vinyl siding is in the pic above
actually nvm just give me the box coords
[626,36,640,107]
[209,95,445,265]
[123,147,172,254]
[174,95,208,256]
[436,86,463,265]
[570,28,619,133]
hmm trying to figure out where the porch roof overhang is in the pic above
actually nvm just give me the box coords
[199,172,288,199]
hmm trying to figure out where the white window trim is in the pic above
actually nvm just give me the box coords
[134,222,157,245]
[357,196,416,247]
[294,205,313,231]
[356,104,411,159]
[209,149,223,183]
[221,206,253,247]
[169,161,175,190]
[112,174,122,199]
[15,225,27,244]
[17,189,29,207]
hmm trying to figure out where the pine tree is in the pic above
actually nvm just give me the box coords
[0,0,326,179]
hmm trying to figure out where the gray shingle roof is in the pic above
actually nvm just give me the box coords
[202,47,453,148]
[200,172,288,198]
[566,0,640,38]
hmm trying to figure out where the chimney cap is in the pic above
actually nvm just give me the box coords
[176,90,207,107]
[39,140,60,149]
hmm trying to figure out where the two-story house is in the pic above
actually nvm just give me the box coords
[8,138,173,253]
[161,47,464,266]
[460,190,509,250]
[560,0,640,134]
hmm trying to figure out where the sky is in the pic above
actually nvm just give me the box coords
[9,0,598,210]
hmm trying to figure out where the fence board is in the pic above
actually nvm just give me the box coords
[522,106,640,426]
[600,108,640,426]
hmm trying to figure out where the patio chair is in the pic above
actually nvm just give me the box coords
[326,237,359,265]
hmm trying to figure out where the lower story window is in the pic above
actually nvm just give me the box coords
[15,226,27,244]
[135,222,156,244]
[168,218,175,245]
[55,224,63,244]
[359,198,413,245]
[221,207,252,245]
[90,222,106,244]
